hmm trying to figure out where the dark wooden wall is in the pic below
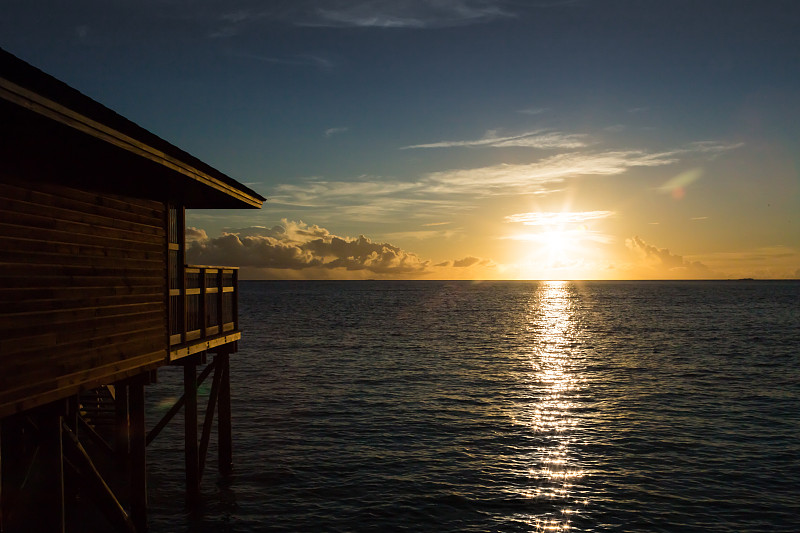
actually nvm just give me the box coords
[0,178,167,417]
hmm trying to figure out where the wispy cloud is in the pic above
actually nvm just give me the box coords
[382,229,457,240]
[74,25,89,41]
[272,150,677,212]
[685,140,745,158]
[271,178,420,208]
[401,130,588,150]
[208,9,260,38]
[233,51,336,71]
[204,1,512,35]
[518,107,549,115]
[269,140,741,224]
[221,10,252,24]
[505,211,615,226]
[299,0,514,28]
[325,127,349,137]
[426,150,680,193]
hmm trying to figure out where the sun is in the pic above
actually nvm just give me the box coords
[539,229,570,258]
[511,228,584,279]
[505,210,615,280]
[537,228,583,271]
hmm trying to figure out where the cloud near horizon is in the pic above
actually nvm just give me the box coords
[186,220,494,279]
[626,236,712,277]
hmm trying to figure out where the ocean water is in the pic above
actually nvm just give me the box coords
[146,280,800,532]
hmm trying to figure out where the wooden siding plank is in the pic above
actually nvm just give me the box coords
[0,194,163,236]
[0,262,165,279]
[0,235,164,262]
[0,290,163,313]
[0,221,164,251]
[0,209,164,243]
[0,284,162,299]
[0,177,166,211]
[1,317,163,355]
[1,250,162,271]
[0,304,163,331]
[0,274,164,289]
[0,180,165,225]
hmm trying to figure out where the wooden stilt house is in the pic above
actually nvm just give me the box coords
[0,48,265,531]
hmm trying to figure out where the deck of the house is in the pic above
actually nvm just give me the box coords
[169,265,241,361]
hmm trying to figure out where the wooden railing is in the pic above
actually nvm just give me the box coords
[169,265,238,352]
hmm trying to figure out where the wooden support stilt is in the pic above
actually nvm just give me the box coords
[217,351,233,477]
[146,361,215,446]
[0,422,4,533]
[114,382,130,471]
[184,356,200,505]
[198,358,222,479]
[129,376,148,533]
[42,407,65,533]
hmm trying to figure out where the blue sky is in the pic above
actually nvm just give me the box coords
[3,1,799,279]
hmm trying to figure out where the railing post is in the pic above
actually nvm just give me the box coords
[217,270,223,332]
[182,266,188,344]
[233,269,239,331]
[200,267,207,338]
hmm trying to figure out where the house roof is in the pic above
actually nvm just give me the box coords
[0,47,265,209]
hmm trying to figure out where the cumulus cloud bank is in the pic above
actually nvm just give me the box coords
[186,220,492,278]
[626,236,711,277]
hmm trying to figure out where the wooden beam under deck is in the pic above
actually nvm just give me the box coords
[169,331,241,362]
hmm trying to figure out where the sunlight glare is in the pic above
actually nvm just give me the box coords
[506,211,614,280]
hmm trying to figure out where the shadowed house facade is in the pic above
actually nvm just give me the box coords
[0,48,265,531]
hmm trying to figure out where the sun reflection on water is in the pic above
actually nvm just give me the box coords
[522,281,587,532]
